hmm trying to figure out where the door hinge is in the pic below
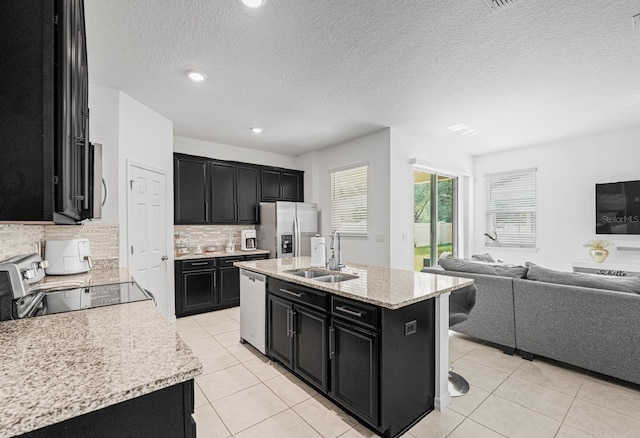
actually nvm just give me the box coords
[130,246,134,255]
[130,180,134,190]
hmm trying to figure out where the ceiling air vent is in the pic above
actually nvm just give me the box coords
[485,0,520,13]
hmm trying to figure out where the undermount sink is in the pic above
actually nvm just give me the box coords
[313,274,357,283]
[286,269,329,278]
[285,269,358,283]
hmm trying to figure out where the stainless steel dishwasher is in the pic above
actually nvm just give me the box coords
[239,269,266,354]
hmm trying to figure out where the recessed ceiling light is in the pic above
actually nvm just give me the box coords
[250,127,263,134]
[447,124,479,136]
[241,0,263,8]
[186,70,207,82]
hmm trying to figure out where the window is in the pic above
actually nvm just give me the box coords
[330,163,368,236]
[484,168,536,248]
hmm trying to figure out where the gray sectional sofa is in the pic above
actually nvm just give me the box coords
[422,258,640,386]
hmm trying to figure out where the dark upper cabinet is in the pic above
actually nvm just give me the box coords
[210,162,237,223]
[282,171,303,201]
[260,168,304,202]
[260,169,282,201]
[236,165,259,223]
[174,153,302,224]
[174,155,209,224]
[1,0,93,223]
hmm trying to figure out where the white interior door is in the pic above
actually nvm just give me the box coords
[127,163,168,317]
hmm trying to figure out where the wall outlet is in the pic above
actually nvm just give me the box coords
[404,320,417,336]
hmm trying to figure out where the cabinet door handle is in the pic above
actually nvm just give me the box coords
[329,326,335,359]
[205,202,209,222]
[280,288,303,298]
[290,311,296,336]
[335,306,363,318]
[286,309,291,337]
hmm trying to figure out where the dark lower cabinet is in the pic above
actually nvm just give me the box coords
[176,253,268,317]
[267,278,329,392]
[294,305,328,392]
[266,278,436,438]
[330,319,379,426]
[20,380,195,438]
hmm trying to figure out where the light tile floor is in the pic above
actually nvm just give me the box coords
[175,307,640,438]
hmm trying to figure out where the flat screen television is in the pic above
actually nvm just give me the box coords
[596,180,640,235]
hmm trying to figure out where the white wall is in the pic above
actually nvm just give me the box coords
[389,127,474,270]
[88,84,119,224]
[118,92,175,317]
[297,129,391,267]
[473,126,640,271]
[174,136,299,169]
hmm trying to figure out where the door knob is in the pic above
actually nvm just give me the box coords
[161,255,169,261]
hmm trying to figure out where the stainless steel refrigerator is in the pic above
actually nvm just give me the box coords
[257,202,318,258]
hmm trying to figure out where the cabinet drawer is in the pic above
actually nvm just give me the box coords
[331,296,379,330]
[181,259,216,271]
[218,256,244,268]
[244,253,268,261]
[269,278,328,312]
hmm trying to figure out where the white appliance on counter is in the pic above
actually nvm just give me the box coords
[239,269,266,354]
[256,201,318,258]
[241,230,257,251]
[45,239,92,275]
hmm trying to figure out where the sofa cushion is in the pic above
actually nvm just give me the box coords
[471,253,496,263]
[439,257,527,278]
[525,262,640,294]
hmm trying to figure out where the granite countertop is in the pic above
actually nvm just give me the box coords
[175,249,269,261]
[234,257,473,310]
[0,278,202,437]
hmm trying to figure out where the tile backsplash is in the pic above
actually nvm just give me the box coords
[0,224,119,270]
[174,224,256,254]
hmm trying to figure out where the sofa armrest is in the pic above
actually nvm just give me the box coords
[513,279,640,385]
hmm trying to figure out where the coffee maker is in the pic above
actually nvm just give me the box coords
[241,230,257,251]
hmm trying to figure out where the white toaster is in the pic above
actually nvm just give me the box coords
[45,239,92,275]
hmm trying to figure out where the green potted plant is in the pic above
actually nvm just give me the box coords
[583,238,613,263]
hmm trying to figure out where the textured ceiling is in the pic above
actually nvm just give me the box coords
[85,0,640,157]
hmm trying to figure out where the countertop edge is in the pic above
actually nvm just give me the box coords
[175,249,269,260]
[235,260,473,309]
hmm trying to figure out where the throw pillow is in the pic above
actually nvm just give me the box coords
[471,253,496,263]
[439,257,527,278]
[525,262,640,294]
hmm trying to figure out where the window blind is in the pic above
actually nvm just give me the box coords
[330,164,368,236]
[484,168,536,248]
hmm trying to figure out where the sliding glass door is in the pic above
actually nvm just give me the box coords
[413,169,458,271]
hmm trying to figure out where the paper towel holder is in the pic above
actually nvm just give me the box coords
[310,235,327,267]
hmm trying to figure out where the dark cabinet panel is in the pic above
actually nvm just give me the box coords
[331,319,379,426]
[218,255,243,307]
[22,379,195,438]
[260,168,304,202]
[236,165,259,223]
[1,0,93,223]
[282,171,302,201]
[294,305,328,392]
[181,270,216,314]
[260,169,282,201]
[210,162,237,223]
[174,156,209,224]
[268,294,294,367]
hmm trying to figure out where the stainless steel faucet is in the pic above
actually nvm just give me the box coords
[327,230,344,271]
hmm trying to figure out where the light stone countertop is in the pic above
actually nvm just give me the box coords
[0,274,202,437]
[175,249,270,261]
[39,267,135,290]
[234,257,473,310]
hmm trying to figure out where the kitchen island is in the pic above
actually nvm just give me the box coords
[0,285,202,437]
[234,257,473,438]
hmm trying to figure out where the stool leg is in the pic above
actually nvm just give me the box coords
[448,370,470,397]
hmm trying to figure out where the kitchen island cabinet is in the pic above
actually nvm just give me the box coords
[235,257,472,438]
[0,299,202,438]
